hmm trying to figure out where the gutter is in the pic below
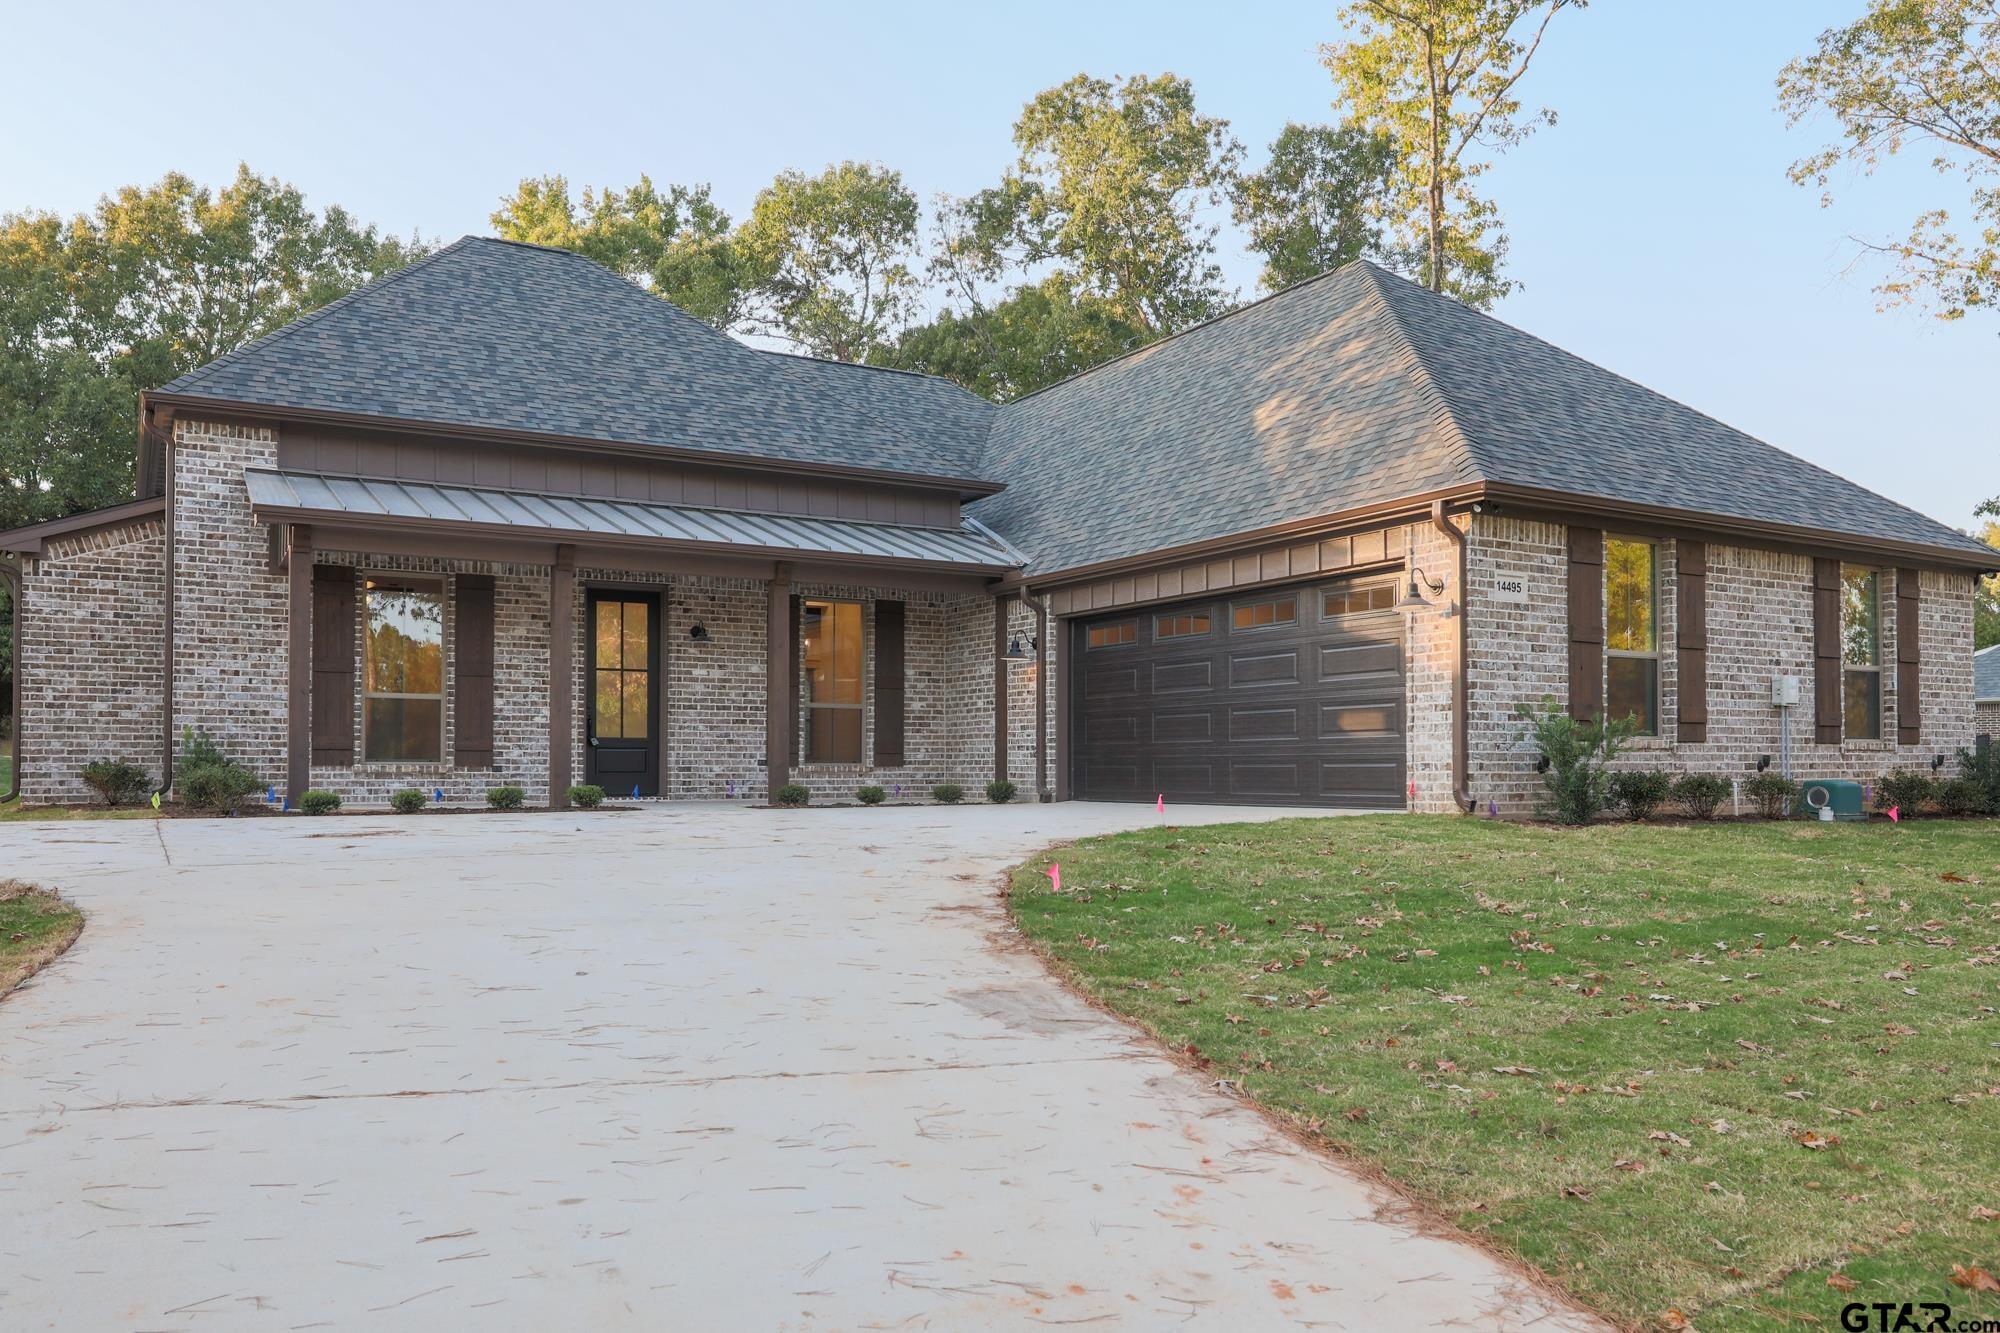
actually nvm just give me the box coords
[1430,500,1472,814]
[0,557,18,803]
[1020,587,1051,801]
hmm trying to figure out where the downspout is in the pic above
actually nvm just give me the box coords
[0,557,20,803]
[157,420,176,800]
[1430,500,1472,813]
[1020,587,1051,801]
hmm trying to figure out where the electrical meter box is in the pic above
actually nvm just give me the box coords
[1771,674,1802,707]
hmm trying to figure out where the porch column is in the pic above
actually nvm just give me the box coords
[765,561,793,800]
[993,595,1009,782]
[286,523,313,803]
[549,544,576,807]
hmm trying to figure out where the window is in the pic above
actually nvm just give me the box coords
[1086,621,1136,649]
[1841,566,1881,740]
[362,575,444,763]
[1231,596,1297,631]
[1604,538,1658,735]
[1154,611,1210,639]
[1324,584,1395,617]
[802,599,863,763]
[592,599,652,740]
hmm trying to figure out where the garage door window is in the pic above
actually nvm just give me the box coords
[1231,596,1297,631]
[1323,584,1395,617]
[1087,621,1136,649]
[1154,611,1211,639]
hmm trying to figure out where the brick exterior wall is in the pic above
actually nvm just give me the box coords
[1404,515,1466,814]
[1464,515,1978,815]
[1979,700,2000,741]
[17,518,167,804]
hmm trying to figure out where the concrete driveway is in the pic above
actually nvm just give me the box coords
[0,803,1595,1331]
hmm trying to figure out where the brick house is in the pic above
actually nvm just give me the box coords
[1978,645,2000,740]
[1,237,1993,811]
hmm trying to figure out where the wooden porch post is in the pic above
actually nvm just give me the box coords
[766,561,793,800]
[286,523,313,803]
[550,544,576,807]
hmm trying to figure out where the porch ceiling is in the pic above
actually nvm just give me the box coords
[243,468,1027,572]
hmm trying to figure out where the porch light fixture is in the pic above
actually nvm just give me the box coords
[688,622,709,642]
[1931,753,1946,772]
[1004,635,1039,663]
[1397,566,1450,615]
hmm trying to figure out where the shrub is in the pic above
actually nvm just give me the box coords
[932,783,965,804]
[486,785,525,810]
[1512,698,1637,825]
[985,779,1018,804]
[772,782,810,807]
[390,788,427,814]
[1672,773,1731,821]
[856,785,886,805]
[81,759,152,807]
[1953,745,2000,816]
[298,789,341,816]
[1874,769,1936,817]
[568,784,606,809]
[178,761,259,813]
[1607,769,1673,821]
[1743,773,1798,820]
[1936,775,1987,817]
[179,725,227,771]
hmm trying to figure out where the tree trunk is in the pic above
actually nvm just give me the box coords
[1425,23,1445,293]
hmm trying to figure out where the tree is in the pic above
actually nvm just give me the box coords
[1232,122,1401,290]
[736,162,924,362]
[969,73,1243,335]
[1322,0,1584,308]
[491,175,757,332]
[1978,496,2000,648]
[0,166,424,532]
[879,276,1144,401]
[1778,0,2000,321]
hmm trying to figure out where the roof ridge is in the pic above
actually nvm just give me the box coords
[163,237,480,395]
[1356,265,1488,487]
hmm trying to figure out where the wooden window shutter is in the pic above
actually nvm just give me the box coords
[1896,568,1921,745]
[788,593,802,767]
[1566,526,1604,720]
[1676,541,1708,743]
[874,599,907,767]
[454,574,496,769]
[1812,557,1842,745]
[310,565,356,766]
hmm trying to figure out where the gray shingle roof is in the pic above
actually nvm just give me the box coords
[971,261,1994,573]
[157,236,994,486]
[1977,644,2000,702]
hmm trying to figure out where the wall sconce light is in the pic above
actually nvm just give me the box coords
[1397,566,1446,612]
[1756,754,1772,772]
[1004,635,1039,663]
[688,623,709,642]
[1930,753,1946,772]
[1533,755,1551,774]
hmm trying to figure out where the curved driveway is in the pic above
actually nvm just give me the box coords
[0,803,1596,1330]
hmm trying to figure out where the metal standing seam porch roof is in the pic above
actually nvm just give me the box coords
[242,468,1026,571]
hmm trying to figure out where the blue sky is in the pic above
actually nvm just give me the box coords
[5,1,1991,530]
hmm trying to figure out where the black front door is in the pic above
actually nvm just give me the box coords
[586,591,662,797]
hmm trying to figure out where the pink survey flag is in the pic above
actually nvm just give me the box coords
[1156,793,1165,815]
[1046,862,1062,893]
[1888,805,1901,823]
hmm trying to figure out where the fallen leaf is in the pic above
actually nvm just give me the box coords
[1826,1272,1859,1293]
[1492,1065,1541,1076]
[1649,1130,1693,1148]
[1794,1131,1839,1151]
[1972,1205,2000,1222]
[1951,1265,2000,1294]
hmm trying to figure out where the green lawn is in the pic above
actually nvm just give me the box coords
[0,880,82,998]
[1008,816,2000,1332]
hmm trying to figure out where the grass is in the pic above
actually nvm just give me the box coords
[1007,816,2000,1332]
[0,879,82,998]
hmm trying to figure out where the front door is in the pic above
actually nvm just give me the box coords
[586,591,662,797]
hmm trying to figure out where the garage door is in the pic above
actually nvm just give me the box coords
[1070,575,1407,808]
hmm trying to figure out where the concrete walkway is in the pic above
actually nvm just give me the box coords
[0,803,1597,1330]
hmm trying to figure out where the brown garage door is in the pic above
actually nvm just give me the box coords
[1070,575,1407,808]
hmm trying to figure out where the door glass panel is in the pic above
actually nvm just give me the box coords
[595,673,623,739]
[622,670,650,740]
[592,599,655,742]
[596,601,622,669]
[621,602,648,673]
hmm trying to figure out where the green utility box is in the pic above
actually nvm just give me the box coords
[1796,779,1866,821]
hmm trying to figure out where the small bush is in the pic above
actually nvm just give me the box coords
[1957,744,2000,815]
[1607,769,1673,821]
[856,785,886,805]
[486,785,525,810]
[1936,775,1986,817]
[1513,698,1638,825]
[81,759,152,807]
[178,761,259,813]
[298,789,341,816]
[389,788,427,814]
[1874,769,1936,817]
[178,725,227,771]
[932,783,965,804]
[568,783,606,809]
[1671,773,1731,821]
[770,782,810,807]
[985,779,1018,804]
[1743,773,1798,820]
